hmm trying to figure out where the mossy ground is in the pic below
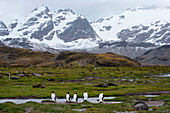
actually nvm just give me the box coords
[0,66,169,112]
[0,98,170,113]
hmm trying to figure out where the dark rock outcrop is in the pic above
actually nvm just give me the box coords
[9,20,18,29]
[58,17,97,42]
[30,20,54,41]
[0,21,9,36]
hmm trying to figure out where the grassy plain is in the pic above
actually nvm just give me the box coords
[0,66,170,112]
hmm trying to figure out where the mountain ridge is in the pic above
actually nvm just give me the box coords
[0,45,140,67]
[0,5,169,58]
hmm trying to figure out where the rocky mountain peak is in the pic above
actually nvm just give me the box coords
[57,8,75,15]
[58,17,97,42]
[26,5,52,22]
[31,5,50,16]
[0,6,99,49]
[13,5,53,41]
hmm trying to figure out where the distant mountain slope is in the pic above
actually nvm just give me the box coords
[136,45,170,66]
[89,41,157,58]
[0,46,140,67]
[0,45,57,67]
[55,51,140,67]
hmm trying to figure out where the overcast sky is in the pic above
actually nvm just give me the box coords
[0,0,170,24]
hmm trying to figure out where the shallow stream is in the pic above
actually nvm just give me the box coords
[0,97,121,104]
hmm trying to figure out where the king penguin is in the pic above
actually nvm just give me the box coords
[99,93,104,103]
[83,91,88,101]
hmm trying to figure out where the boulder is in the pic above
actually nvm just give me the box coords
[134,102,148,111]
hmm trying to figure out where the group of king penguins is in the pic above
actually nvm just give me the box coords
[51,91,104,103]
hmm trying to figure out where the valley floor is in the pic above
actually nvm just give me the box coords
[0,66,169,112]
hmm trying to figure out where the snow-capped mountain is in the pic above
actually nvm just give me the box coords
[90,6,170,58]
[117,22,170,45]
[91,6,170,44]
[0,5,100,51]
[0,5,170,58]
